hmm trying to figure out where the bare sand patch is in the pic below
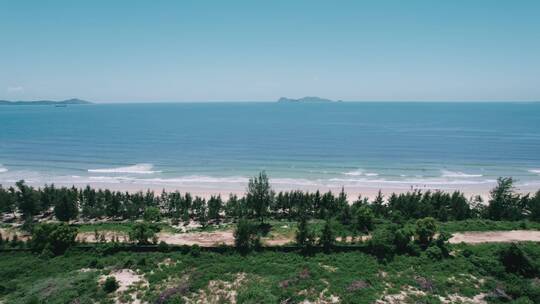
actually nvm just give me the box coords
[449,230,540,244]
[157,230,235,246]
[0,227,30,242]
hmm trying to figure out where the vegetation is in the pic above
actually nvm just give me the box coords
[1,176,539,228]
[0,243,539,303]
[1,173,540,302]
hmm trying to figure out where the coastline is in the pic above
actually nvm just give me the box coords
[5,177,538,201]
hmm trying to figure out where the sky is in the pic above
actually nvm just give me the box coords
[1,0,539,103]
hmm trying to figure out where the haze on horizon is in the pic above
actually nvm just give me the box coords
[1,0,539,103]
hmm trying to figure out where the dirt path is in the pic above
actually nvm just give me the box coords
[449,230,540,244]
[8,227,540,247]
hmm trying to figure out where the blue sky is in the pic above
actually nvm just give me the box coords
[1,0,539,102]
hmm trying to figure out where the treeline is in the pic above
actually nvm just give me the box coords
[1,174,540,228]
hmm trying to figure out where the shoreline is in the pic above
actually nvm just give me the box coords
[5,179,539,201]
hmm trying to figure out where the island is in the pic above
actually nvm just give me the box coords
[277,96,342,103]
[0,98,92,105]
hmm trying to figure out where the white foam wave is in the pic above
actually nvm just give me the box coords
[89,175,249,184]
[441,170,482,178]
[0,165,7,173]
[343,169,379,177]
[529,169,540,175]
[88,163,161,174]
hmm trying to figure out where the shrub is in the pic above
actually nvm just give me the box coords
[234,219,260,253]
[415,217,437,248]
[318,219,335,252]
[143,207,162,222]
[31,223,78,255]
[128,222,161,244]
[190,244,201,257]
[158,241,169,252]
[103,276,119,293]
[499,244,538,278]
[295,217,315,254]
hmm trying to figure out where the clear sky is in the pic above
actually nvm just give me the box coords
[1,0,539,102]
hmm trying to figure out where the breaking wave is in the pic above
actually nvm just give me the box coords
[441,170,482,178]
[88,163,161,174]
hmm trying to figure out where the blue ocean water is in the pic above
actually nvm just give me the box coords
[1,102,540,193]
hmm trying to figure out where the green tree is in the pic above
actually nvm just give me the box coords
[143,206,161,222]
[415,217,437,248]
[31,223,78,255]
[15,180,41,220]
[354,205,374,233]
[128,222,161,244]
[295,217,315,252]
[207,195,223,223]
[234,219,260,253]
[246,172,274,222]
[318,219,335,252]
[528,190,540,222]
[487,177,525,220]
[371,190,386,217]
[54,190,79,222]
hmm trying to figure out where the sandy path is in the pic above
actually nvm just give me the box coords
[449,230,540,244]
[157,231,234,246]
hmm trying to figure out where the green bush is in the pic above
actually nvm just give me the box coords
[103,276,119,293]
[31,223,78,255]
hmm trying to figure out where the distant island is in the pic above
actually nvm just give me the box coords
[0,98,92,105]
[277,96,342,103]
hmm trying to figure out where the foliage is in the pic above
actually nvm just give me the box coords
[246,171,274,222]
[128,222,161,244]
[234,219,260,253]
[415,217,437,248]
[30,223,78,255]
[143,207,161,222]
[318,219,335,252]
[103,276,119,293]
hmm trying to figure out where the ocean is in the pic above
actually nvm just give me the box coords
[1,102,540,196]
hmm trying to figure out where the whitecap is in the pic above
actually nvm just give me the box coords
[441,170,482,178]
[0,166,7,173]
[343,169,363,176]
[343,169,378,177]
[528,169,540,175]
[88,163,161,174]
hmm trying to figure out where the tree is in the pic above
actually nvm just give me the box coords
[15,180,40,220]
[31,223,78,255]
[207,195,223,223]
[143,206,161,222]
[371,190,386,217]
[415,217,437,248]
[354,205,374,233]
[295,217,315,252]
[234,219,260,253]
[528,190,540,222]
[129,222,161,244]
[487,177,524,220]
[246,172,274,222]
[192,197,208,227]
[318,219,335,252]
[54,190,79,222]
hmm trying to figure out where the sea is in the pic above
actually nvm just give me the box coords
[1,102,540,196]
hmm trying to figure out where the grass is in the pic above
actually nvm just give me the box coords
[440,219,540,233]
[2,242,540,303]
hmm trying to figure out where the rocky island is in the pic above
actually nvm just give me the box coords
[0,98,92,105]
[277,96,342,103]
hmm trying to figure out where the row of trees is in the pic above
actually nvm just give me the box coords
[1,174,540,228]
